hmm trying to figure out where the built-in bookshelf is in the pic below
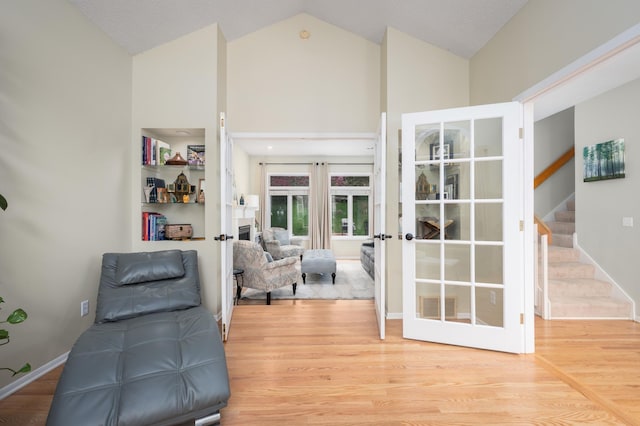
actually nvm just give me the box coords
[140,128,206,241]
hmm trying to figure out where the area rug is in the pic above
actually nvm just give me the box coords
[240,259,373,301]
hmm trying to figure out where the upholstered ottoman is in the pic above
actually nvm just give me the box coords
[301,249,336,284]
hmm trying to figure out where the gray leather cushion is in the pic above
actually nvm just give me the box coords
[116,250,184,285]
[46,307,230,426]
[96,250,200,323]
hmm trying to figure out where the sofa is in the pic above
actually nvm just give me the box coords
[47,250,230,426]
[360,240,375,280]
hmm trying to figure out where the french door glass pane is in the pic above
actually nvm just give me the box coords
[475,160,503,199]
[475,245,503,284]
[353,195,369,236]
[270,195,287,228]
[475,203,503,241]
[475,118,503,158]
[331,195,348,235]
[475,287,504,327]
[416,243,440,280]
[446,284,470,323]
[444,244,470,282]
[292,195,308,236]
[444,121,471,160]
[416,282,441,320]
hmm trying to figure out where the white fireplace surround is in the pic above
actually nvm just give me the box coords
[232,205,258,242]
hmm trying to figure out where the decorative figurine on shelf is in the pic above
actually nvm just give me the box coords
[415,171,430,200]
[143,184,155,203]
[174,172,192,203]
[166,152,188,165]
[239,194,245,205]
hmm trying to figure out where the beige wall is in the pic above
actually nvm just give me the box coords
[131,25,225,313]
[0,0,131,388]
[534,108,575,218]
[228,14,380,133]
[471,0,640,105]
[383,28,470,315]
[574,78,640,308]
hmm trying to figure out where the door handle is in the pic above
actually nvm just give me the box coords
[405,233,414,241]
[374,234,393,240]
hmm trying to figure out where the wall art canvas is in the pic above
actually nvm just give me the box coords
[583,138,625,182]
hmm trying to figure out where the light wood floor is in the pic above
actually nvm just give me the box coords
[1,300,639,425]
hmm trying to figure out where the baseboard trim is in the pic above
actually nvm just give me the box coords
[386,312,402,320]
[0,352,68,400]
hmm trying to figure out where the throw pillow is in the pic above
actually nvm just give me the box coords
[273,229,290,246]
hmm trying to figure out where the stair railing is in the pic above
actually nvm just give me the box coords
[533,146,574,320]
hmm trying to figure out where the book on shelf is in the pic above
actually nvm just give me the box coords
[187,144,205,168]
[156,140,171,165]
[142,136,171,166]
[141,212,167,241]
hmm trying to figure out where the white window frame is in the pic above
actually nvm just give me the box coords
[267,173,310,238]
[329,173,372,240]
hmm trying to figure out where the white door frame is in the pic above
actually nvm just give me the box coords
[219,112,234,341]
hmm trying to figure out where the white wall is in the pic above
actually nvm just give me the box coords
[0,0,131,388]
[534,108,575,217]
[131,25,225,313]
[575,78,640,308]
[228,13,380,133]
[383,27,470,315]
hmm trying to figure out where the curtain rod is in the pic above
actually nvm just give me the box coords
[259,162,373,166]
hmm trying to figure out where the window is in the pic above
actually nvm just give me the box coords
[330,174,371,238]
[268,174,309,237]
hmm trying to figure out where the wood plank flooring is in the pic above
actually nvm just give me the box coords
[1,299,639,425]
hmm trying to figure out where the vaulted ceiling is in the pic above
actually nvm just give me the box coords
[67,0,528,58]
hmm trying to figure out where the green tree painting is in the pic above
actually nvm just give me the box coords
[583,138,625,182]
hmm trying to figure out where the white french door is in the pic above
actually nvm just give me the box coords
[218,112,234,341]
[401,102,530,354]
[373,112,388,340]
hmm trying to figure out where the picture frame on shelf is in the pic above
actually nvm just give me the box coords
[197,179,205,204]
[445,173,459,200]
[430,140,453,163]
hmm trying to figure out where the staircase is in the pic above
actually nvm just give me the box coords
[545,200,632,319]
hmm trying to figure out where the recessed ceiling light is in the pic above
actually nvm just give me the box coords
[267,146,273,150]
[176,130,191,135]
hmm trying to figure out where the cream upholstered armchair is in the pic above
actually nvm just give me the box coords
[261,227,305,260]
[233,240,299,305]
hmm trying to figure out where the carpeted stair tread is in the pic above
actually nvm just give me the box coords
[550,296,632,318]
[548,221,575,234]
[551,233,574,248]
[548,278,612,297]
[548,261,595,279]
[546,246,580,262]
[554,210,575,222]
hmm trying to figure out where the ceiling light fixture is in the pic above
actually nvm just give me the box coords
[175,130,191,135]
[299,30,310,40]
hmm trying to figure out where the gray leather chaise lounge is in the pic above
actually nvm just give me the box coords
[47,249,230,426]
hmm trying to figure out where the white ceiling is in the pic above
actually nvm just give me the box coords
[67,0,527,58]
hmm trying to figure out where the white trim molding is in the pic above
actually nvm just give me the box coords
[0,352,68,400]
